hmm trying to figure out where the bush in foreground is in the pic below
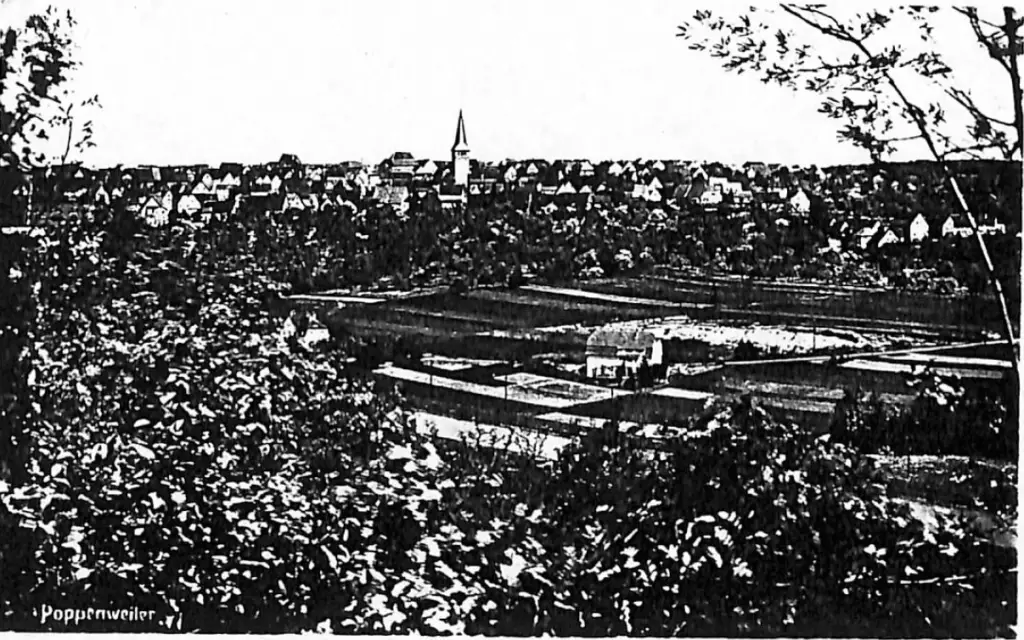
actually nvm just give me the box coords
[0,208,1015,635]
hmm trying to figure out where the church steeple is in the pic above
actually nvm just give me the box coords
[451,110,470,187]
[452,109,469,153]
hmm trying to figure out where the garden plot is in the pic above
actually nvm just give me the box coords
[533,411,704,441]
[410,411,572,461]
[521,284,707,309]
[377,365,629,409]
[421,354,505,372]
[532,379,614,402]
[879,352,1014,370]
[495,372,619,403]
[590,316,888,354]
[495,372,553,386]
[717,380,915,406]
[650,387,714,402]
[840,359,1007,381]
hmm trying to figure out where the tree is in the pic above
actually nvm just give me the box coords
[1,5,93,493]
[0,8,103,630]
[1,6,98,220]
[678,6,1021,362]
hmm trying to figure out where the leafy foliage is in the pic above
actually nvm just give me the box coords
[679,6,1022,162]
[679,5,1021,357]
[0,204,1014,635]
[0,6,1016,636]
[831,370,1019,461]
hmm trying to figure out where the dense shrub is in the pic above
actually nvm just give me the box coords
[505,399,1014,636]
[831,372,1019,461]
[0,205,1015,635]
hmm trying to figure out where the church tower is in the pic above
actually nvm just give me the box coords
[451,110,470,187]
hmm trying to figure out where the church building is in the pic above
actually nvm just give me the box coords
[451,110,470,187]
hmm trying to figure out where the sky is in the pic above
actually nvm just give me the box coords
[0,0,1013,168]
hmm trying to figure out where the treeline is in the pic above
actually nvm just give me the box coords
[831,372,1019,462]
[824,159,1022,227]
[230,188,1019,306]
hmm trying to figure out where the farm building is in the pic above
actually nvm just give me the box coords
[585,328,663,380]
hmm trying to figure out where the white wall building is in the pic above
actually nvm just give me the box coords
[585,328,663,381]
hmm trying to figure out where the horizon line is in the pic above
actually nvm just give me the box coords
[56,155,1020,171]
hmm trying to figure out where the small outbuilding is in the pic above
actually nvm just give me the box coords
[585,328,663,381]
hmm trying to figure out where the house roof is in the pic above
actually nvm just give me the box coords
[867,226,901,249]
[386,152,415,165]
[373,185,410,205]
[586,328,658,356]
[414,160,437,174]
[901,214,929,231]
[218,162,244,176]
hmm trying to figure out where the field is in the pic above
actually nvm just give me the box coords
[621,269,1017,333]
[375,364,619,410]
[300,274,1016,445]
[408,410,572,461]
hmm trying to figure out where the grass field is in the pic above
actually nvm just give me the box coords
[411,410,572,461]
[323,275,1010,355]
[577,274,1012,337]
[316,276,1014,442]
[677,359,1012,397]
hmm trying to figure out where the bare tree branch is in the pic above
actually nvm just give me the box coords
[1003,7,1023,159]
[945,87,1016,129]
[682,5,1021,361]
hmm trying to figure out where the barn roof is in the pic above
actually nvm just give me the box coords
[586,328,658,356]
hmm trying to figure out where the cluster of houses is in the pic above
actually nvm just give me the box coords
[847,212,1007,251]
[15,112,817,228]
[15,112,1012,248]
[22,158,816,230]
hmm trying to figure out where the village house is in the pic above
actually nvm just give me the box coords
[870,226,901,250]
[940,214,959,237]
[281,192,306,212]
[643,182,664,203]
[380,151,417,183]
[138,195,170,227]
[177,193,202,216]
[249,174,273,195]
[555,180,578,197]
[213,171,241,201]
[414,160,439,181]
[94,184,110,206]
[585,328,664,381]
[373,184,411,212]
[981,221,1007,235]
[324,175,347,190]
[788,189,811,215]
[906,213,929,243]
[941,214,1008,238]
[854,221,882,250]
[699,187,722,207]
[191,172,218,202]
[744,161,769,179]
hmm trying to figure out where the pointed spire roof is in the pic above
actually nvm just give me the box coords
[452,110,470,153]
